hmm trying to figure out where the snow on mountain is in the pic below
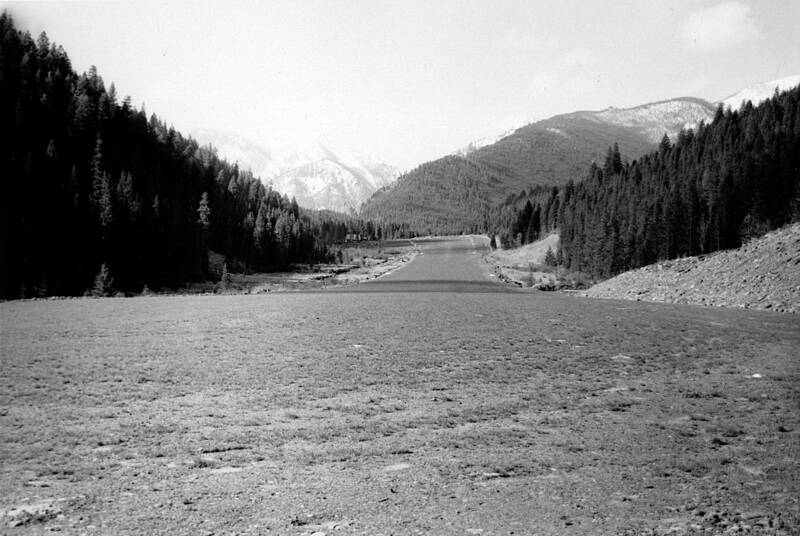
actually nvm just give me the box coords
[191,129,399,213]
[454,97,718,159]
[271,141,398,212]
[190,75,798,213]
[590,97,717,143]
[455,125,527,156]
[721,74,800,110]
[193,128,279,175]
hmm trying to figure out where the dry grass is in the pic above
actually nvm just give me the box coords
[1,292,798,534]
[486,233,596,289]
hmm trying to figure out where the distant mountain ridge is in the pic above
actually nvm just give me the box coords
[454,97,715,157]
[192,129,399,213]
[452,74,800,165]
[361,97,714,234]
[360,75,798,235]
[191,75,798,224]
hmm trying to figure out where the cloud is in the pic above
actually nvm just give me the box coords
[680,1,759,51]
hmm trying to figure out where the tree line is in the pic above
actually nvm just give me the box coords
[0,13,372,297]
[493,87,800,278]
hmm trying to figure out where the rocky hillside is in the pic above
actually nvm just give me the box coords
[583,223,800,313]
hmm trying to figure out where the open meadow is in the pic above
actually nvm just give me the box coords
[1,237,799,535]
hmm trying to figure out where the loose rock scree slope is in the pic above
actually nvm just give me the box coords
[1,237,798,535]
[584,223,800,313]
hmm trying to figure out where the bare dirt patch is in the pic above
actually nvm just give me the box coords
[585,223,800,313]
[489,232,560,267]
[484,233,558,288]
[485,233,593,290]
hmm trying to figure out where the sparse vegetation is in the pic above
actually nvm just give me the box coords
[2,275,797,533]
[488,233,595,290]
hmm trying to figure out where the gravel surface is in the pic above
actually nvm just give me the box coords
[584,224,800,313]
[1,236,798,535]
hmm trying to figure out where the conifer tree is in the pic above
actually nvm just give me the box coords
[90,263,114,296]
[90,136,113,227]
[197,192,211,229]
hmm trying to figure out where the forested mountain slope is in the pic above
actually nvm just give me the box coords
[496,86,800,279]
[361,98,715,235]
[558,88,800,277]
[0,13,361,297]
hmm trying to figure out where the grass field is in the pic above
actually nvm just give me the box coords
[2,258,799,534]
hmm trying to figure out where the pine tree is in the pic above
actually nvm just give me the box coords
[90,136,113,226]
[90,263,114,297]
[253,201,268,254]
[197,191,211,229]
[544,247,557,266]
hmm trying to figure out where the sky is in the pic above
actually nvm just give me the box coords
[5,0,800,169]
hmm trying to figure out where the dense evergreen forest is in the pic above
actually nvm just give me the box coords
[495,87,800,278]
[0,13,375,297]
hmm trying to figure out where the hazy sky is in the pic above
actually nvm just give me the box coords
[6,1,800,169]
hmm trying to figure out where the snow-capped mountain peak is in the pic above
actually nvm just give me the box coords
[721,75,800,110]
[190,129,399,213]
